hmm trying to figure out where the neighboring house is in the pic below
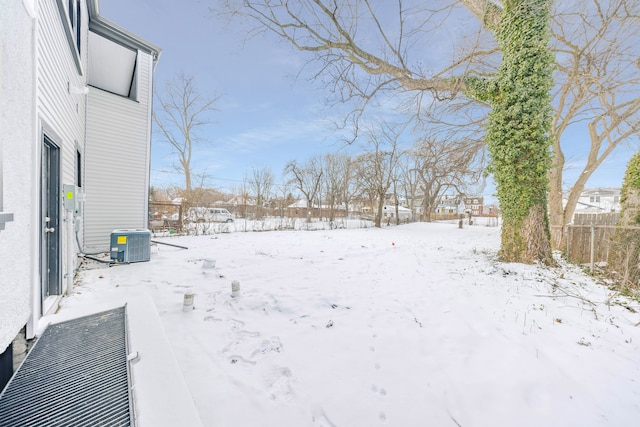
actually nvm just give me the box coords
[465,197,484,216]
[435,195,485,216]
[0,0,160,387]
[227,195,257,207]
[284,200,349,218]
[382,205,412,222]
[573,188,621,214]
[286,199,318,218]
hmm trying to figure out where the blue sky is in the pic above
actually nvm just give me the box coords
[100,0,344,193]
[99,0,632,197]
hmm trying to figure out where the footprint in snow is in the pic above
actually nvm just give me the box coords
[238,330,261,338]
[371,384,387,397]
[228,354,256,366]
[311,408,337,427]
[251,337,283,358]
[266,366,294,402]
[230,318,245,327]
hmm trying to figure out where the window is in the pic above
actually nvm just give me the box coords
[67,0,81,55]
[589,196,601,203]
[76,149,82,188]
[56,0,83,73]
[76,1,81,53]
[614,196,620,203]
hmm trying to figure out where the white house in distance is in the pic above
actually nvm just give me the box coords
[573,188,621,214]
[382,205,412,222]
[0,0,160,388]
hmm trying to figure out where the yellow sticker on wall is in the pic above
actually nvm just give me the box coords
[117,236,127,245]
[66,192,73,200]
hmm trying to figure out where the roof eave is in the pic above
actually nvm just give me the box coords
[87,0,162,64]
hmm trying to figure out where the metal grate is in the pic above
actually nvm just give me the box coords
[0,307,134,426]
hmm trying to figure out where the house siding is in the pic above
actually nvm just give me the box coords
[84,50,153,251]
[36,0,88,309]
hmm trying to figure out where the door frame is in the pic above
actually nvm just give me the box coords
[40,131,61,314]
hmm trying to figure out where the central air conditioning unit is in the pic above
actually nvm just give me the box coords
[110,229,151,263]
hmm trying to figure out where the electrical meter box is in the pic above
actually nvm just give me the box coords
[63,184,75,212]
[110,229,151,263]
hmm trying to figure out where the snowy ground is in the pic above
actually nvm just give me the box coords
[51,221,640,426]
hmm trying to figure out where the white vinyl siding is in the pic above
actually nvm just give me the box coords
[84,51,152,251]
[38,1,87,187]
[36,0,87,302]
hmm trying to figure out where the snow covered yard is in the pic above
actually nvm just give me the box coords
[53,222,640,426]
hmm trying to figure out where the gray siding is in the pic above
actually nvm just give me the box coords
[84,51,152,251]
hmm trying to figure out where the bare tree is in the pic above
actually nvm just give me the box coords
[414,135,484,221]
[231,173,252,219]
[153,74,219,195]
[353,122,403,228]
[273,181,295,218]
[249,165,275,218]
[221,0,557,264]
[389,167,404,225]
[548,0,640,248]
[340,156,359,219]
[323,153,353,221]
[397,151,422,222]
[163,185,184,204]
[284,156,324,220]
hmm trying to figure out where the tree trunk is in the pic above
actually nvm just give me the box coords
[375,197,384,228]
[548,133,565,249]
[500,203,553,264]
[422,196,433,222]
[184,167,192,195]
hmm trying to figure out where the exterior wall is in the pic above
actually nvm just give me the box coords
[1,0,157,352]
[0,0,37,353]
[84,51,153,251]
[35,0,88,316]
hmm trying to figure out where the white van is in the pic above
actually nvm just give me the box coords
[186,207,234,223]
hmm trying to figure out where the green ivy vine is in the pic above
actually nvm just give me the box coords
[621,152,640,204]
[464,0,554,229]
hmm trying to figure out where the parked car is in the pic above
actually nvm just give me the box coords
[186,207,234,223]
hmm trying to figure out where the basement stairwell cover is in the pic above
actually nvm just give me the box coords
[0,306,135,426]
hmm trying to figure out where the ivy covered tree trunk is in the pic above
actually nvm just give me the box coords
[607,152,640,293]
[465,0,554,264]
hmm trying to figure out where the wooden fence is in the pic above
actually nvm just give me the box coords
[566,212,620,268]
